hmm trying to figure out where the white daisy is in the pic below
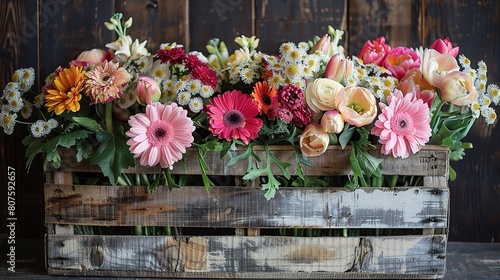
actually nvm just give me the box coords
[188,97,204,113]
[177,91,191,106]
[487,84,499,105]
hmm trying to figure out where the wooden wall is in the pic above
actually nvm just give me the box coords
[0,0,498,242]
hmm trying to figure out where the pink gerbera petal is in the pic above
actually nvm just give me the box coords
[371,89,431,158]
[126,102,195,169]
[206,90,263,144]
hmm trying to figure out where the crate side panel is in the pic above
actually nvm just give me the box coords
[45,185,449,229]
[48,146,449,177]
[46,235,445,277]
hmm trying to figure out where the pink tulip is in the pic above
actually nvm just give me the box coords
[320,110,344,134]
[71,48,108,67]
[359,36,391,66]
[136,76,161,105]
[335,86,377,127]
[429,38,459,58]
[325,54,354,83]
[311,34,331,55]
[383,47,421,80]
[421,49,459,88]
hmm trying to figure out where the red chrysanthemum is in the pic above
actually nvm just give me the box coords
[206,90,263,144]
[157,47,185,65]
[191,66,218,89]
[185,54,205,70]
[292,104,313,127]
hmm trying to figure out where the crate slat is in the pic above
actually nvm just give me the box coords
[46,234,446,279]
[46,145,450,178]
[45,185,449,228]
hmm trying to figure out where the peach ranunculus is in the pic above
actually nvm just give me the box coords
[398,68,436,107]
[440,71,479,106]
[429,37,459,58]
[136,76,161,105]
[383,47,421,80]
[71,49,108,67]
[299,122,330,157]
[305,78,344,114]
[335,86,377,127]
[324,54,354,83]
[421,49,459,88]
[320,110,344,134]
[358,36,391,66]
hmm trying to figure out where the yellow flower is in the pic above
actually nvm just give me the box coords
[45,65,85,115]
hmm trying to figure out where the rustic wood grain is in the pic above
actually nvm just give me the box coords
[115,0,188,51]
[44,184,449,228]
[189,0,254,53]
[256,0,347,53]
[46,234,445,278]
[347,0,421,55]
[46,145,450,180]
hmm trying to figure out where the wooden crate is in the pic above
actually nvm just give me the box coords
[44,145,449,279]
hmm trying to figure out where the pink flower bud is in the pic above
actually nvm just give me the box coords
[136,76,161,105]
[429,38,459,58]
[71,49,107,67]
[320,110,344,134]
[325,54,354,83]
[311,34,331,55]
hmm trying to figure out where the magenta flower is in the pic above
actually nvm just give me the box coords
[206,90,263,144]
[383,47,421,80]
[429,37,459,58]
[126,102,195,169]
[371,89,431,158]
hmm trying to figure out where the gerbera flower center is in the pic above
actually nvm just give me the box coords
[391,112,414,135]
[262,95,272,105]
[223,110,245,129]
[147,120,174,147]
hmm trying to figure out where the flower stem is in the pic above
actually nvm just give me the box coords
[105,102,113,133]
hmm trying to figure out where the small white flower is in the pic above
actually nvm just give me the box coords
[7,97,23,113]
[1,113,17,135]
[20,103,33,119]
[177,91,191,106]
[481,107,497,124]
[48,118,58,129]
[487,84,499,105]
[188,97,204,113]
[459,54,471,68]
[200,85,214,98]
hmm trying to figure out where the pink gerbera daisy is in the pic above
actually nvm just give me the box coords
[206,90,263,144]
[126,102,195,169]
[371,89,431,158]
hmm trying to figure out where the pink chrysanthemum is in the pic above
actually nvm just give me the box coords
[371,89,431,158]
[126,102,195,169]
[206,90,263,144]
[191,66,218,89]
[185,54,205,70]
[280,84,304,111]
[268,107,293,123]
[84,61,130,104]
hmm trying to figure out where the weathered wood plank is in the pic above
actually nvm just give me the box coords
[46,234,445,278]
[256,0,347,53]
[347,0,421,55]
[189,0,254,53]
[45,185,448,228]
[116,0,189,50]
[46,145,450,178]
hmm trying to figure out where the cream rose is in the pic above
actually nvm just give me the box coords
[305,78,344,114]
[440,71,479,106]
[335,86,377,127]
[299,122,330,157]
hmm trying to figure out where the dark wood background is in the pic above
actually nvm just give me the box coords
[0,0,498,242]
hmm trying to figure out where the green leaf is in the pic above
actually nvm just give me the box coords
[76,141,93,162]
[89,128,135,185]
[242,168,266,181]
[23,134,44,171]
[339,126,355,149]
[72,117,104,132]
[43,130,91,152]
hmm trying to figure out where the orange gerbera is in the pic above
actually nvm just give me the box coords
[45,65,85,115]
[251,81,278,115]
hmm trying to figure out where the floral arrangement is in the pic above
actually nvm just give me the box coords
[1,14,498,199]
